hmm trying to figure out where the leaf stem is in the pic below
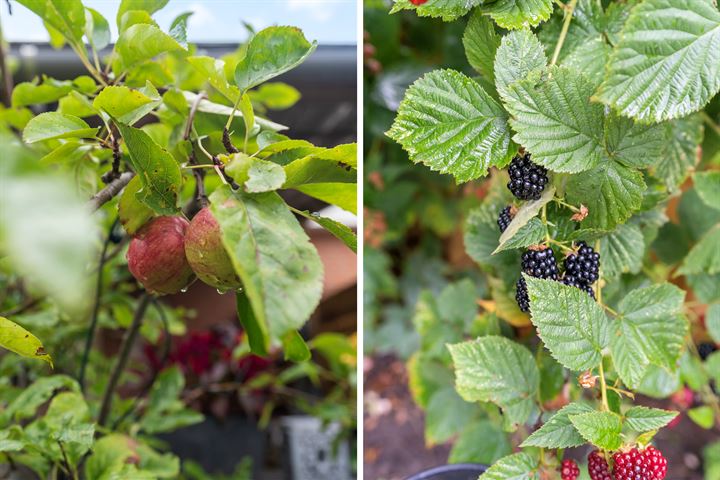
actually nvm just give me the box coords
[550,0,578,67]
[598,361,609,412]
[700,111,720,137]
[553,198,580,212]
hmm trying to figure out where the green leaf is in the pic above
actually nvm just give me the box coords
[85,434,138,479]
[236,290,269,356]
[494,28,547,101]
[610,283,687,388]
[654,116,703,191]
[93,85,161,125]
[624,406,678,432]
[186,56,240,103]
[234,26,317,92]
[210,187,323,340]
[688,406,715,429]
[225,154,287,193]
[596,0,720,122]
[118,176,154,235]
[522,402,594,448]
[495,186,555,253]
[238,93,256,139]
[449,421,511,464]
[11,79,73,107]
[0,317,52,366]
[604,112,665,168]
[291,209,357,253]
[116,123,182,215]
[679,225,720,275]
[390,0,482,21]
[116,0,169,27]
[118,10,156,32]
[463,11,501,82]
[181,91,285,132]
[22,112,97,143]
[565,160,645,230]
[387,69,513,183]
[569,411,623,450]
[479,452,539,480]
[295,183,357,215]
[281,330,311,362]
[562,38,611,87]
[425,387,478,445]
[6,375,79,421]
[0,431,24,453]
[504,67,604,173]
[694,171,720,211]
[168,11,193,48]
[16,0,85,43]
[85,7,111,50]
[283,144,357,188]
[449,336,539,429]
[115,23,185,70]
[525,276,610,371]
[249,82,301,110]
[482,0,554,29]
[707,304,720,344]
[599,222,645,278]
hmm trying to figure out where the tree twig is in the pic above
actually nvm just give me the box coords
[87,172,134,211]
[101,125,122,184]
[98,294,151,427]
[79,218,119,392]
[184,91,206,141]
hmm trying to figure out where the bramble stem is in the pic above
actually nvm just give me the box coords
[598,361,609,412]
[550,0,578,67]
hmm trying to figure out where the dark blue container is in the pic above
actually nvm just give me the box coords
[406,463,488,480]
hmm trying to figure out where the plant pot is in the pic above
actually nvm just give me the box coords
[405,464,488,480]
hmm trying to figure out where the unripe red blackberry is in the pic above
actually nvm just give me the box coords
[587,450,611,480]
[507,153,548,200]
[612,445,667,480]
[497,205,513,233]
[564,241,600,285]
[521,248,559,280]
[561,459,580,480]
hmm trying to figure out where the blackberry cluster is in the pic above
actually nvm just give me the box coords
[698,342,717,360]
[507,153,548,201]
[564,241,600,284]
[560,459,580,480]
[587,450,612,480]
[562,275,596,299]
[497,206,513,233]
[612,446,667,480]
[516,248,559,312]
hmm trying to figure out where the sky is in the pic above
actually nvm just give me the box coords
[0,0,357,45]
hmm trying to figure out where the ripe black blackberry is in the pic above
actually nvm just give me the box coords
[563,241,600,284]
[521,248,559,280]
[497,206,513,233]
[516,277,530,312]
[698,342,717,360]
[507,153,548,200]
[562,275,596,299]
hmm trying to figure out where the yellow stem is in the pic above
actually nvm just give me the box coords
[550,0,578,67]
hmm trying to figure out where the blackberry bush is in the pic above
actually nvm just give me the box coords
[507,153,549,201]
[384,0,720,476]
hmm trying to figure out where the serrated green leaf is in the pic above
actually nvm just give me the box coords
[93,85,161,125]
[116,0,169,27]
[234,26,317,92]
[679,224,720,275]
[654,115,703,191]
[22,112,97,143]
[11,79,73,108]
[425,387,478,445]
[562,38,611,87]
[479,452,540,480]
[569,411,623,450]
[16,0,85,43]
[387,69,513,183]
[707,304,720,344]
[85,7,111,50]
[390,0,482,21]
[624,406,678,432]
[210,187,323,340]
[463,11,501,82]
[525,276,610,371]
[116,123,182,215]
[168,11,193,48]
[291,209,357,253]
[599,222,645,278]
[494,28,547,101]
[505,67,604,173]
[596,0,720,122]
[565,160,645,230]
[186,56,240,103]
[604,112,665,168]
[521,402,594,448]
[610,283,688,388]
[694,171,720,211]
[115,23,185,70]
[495,186,554,253]
[449,336,539,429]
[449,420,511,464]
[482,0,554,29]
[0,317,52,366]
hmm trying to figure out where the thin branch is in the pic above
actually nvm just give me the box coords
[87,172,134,212]
[79,217,119,392]
[98,294,152,427]
[184,91,206,141]
[101,125,122,184]
[550,0,578,67]
[222,128,240,154]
